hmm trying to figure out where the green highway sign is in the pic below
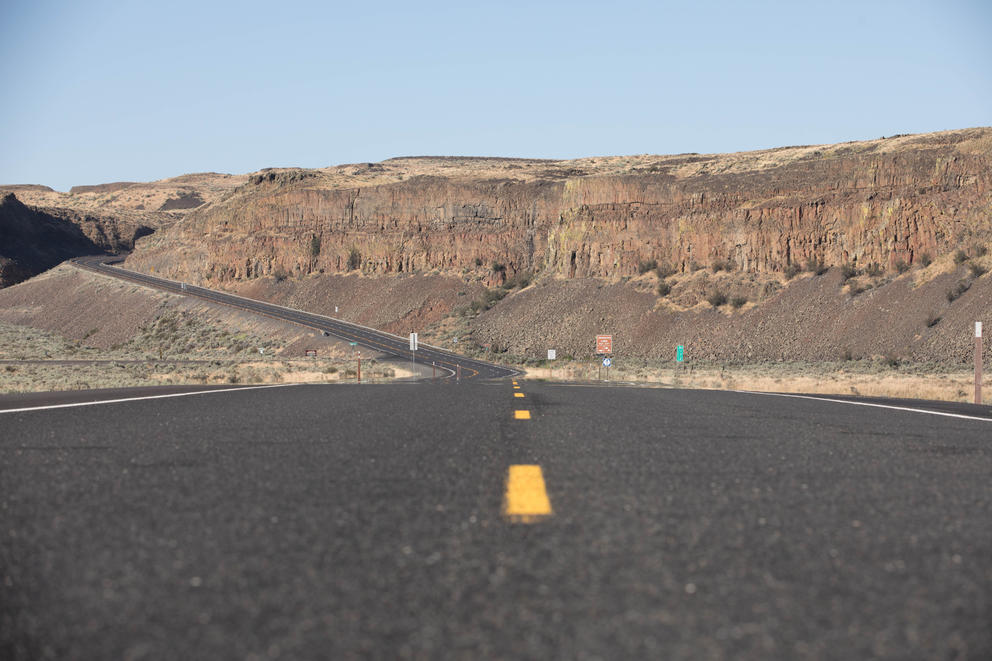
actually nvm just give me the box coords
[676,345,684,362]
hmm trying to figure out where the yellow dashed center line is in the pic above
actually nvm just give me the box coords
[514,410,531,420]
[503,465,552,522]
[514,392,525,398]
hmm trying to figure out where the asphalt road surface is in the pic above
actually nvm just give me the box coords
[71,255,518,380]
[2,381,991,659]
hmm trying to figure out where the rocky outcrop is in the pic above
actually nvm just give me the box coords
[0,193,152,287]
[125,128,992,286]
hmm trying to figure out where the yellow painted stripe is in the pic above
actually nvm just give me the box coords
[514,410,531,420]
[514,392,525,398]
[513,385,520,389]
[503,465,552,522]
[512,381,518,385]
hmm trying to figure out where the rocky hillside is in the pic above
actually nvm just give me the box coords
[125,128,992,285]
[0,172,251,288]
[1,171,247,217]
[0,193,154,287]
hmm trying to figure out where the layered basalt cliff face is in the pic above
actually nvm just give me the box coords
[126,128,992,286]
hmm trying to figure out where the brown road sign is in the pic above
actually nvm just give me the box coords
[596,335,613,354]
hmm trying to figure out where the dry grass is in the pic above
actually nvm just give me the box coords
[0,319,406,394]
[522,360,982,403]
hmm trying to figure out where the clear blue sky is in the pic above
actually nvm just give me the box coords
[1,0,989,191]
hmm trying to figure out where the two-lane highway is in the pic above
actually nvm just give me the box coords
[1,381,991,659]
[71,255,519,380]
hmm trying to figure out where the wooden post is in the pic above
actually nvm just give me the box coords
[976,322,983,405]
[357,353,361,383]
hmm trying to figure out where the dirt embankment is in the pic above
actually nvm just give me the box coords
[0,264,362,359]
[464,254,992,365]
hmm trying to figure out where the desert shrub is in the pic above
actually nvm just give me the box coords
[689,260,702,272]
[864,263,884,277]
[783,263,801,280]
[882,353,900,368]
[730,296,747,309]
[894,259,910,274]
[657,281,671,296]
[471,288,508,313]
[918,252,932,267]
[491,262,506,274]
[309,234,321,258]
[946,280,971,302]
[711,258,732,272]
[975,244,988,257]
[926,313,941,328]
[968,262,987,278]
[806,258,828,275]
[272,268,288,282]
[655,263,678,279]
[502,270,532,289]
[840,347,853,361]
[347,247,362,271]
[474,257,483,266]
[637,259,658,275]
[848,283,866,296]
[953,249,968,265]
[840,263,859,280]
[707,290,727,307]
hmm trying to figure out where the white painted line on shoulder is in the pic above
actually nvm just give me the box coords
[0,383,305,415]
[735,390,992,423]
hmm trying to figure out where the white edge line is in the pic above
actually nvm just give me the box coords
[0,383,305,415]
[733,389,992,423]
[543,382,992,422]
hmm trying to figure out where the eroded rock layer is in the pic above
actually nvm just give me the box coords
[125,128,992,285]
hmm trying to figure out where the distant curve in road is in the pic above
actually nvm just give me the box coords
[71,255,520,380]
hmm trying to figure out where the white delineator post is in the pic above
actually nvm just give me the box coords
[976,322,983,405]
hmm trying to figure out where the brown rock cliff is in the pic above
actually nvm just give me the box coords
[125,128,992,286]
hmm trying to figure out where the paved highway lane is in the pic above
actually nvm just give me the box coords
[71,255,518,380]
[2,382,991,659]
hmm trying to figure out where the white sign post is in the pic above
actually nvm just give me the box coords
[547,349,556,380]
[976,322,983,405]
[410,332,418,373]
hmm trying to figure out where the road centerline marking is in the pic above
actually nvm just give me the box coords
[514,392,525,398]
[503,465,552,523]
[513,410,531,420]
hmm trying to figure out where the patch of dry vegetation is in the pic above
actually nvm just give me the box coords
[0,318,402,394]
[519,358,982,403]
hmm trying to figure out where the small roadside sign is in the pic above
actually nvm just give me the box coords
[305,349,317,357]
[410,332,418,351]
[548,349,556,360]
[596,335,613,354]
[349,342,358,346]
[602,357,612,367]
[676,345,684,362]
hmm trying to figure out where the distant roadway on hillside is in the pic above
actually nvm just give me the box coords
[71,254,519,380]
